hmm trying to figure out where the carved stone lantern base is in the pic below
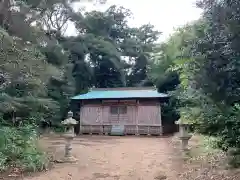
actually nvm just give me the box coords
[59,137,78,163]
[61,156,78,163]
[56,156,78,163]
[179,135,192,151]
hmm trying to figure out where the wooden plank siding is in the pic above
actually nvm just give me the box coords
[79,100,162,135]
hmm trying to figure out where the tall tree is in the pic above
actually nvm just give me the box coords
[66,5,160,90]
[0,0,92,122]
[125,24,160,86]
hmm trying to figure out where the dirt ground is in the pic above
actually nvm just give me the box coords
[7,135,239,180]
[24,135,182,180]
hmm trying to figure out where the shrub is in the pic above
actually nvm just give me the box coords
[0,124,49,172]
[227,148,240,168]
[190,102,240,168]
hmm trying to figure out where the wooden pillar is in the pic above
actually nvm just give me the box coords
[135,100,139,135]
[100,100,104,135]
[147,126,150,136]
[90,125,92,135]
[117,100,120,125]
[79,101,83,135]
[79,119,82,134]
[159,103,163,136]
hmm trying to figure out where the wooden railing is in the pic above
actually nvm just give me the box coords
[80,125,163,136]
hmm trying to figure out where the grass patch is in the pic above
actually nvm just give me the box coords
[189,135,222,156]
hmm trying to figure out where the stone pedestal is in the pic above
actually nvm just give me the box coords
[179,135,192,150]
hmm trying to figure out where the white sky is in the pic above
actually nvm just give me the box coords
[68,0,202,42]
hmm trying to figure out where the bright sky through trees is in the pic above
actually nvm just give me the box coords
[68,0,202,42]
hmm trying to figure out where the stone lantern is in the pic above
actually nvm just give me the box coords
[175,119,192,151]
[61,111,78,163]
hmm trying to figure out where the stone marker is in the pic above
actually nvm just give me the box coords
[61,111,78,163]
[176,120,192,151]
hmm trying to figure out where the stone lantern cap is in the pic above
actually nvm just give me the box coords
[175,119,193,125]
[61,111,78,125]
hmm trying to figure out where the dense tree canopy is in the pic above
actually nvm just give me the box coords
[0,1,161,124]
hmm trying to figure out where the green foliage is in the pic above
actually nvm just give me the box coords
[180,0,240,152]
[160,98,180,126]
[0,0,80,173]
[148,32,184,125]
[148,0,240,167]
[0,124,49,172]
[227,148,240,168]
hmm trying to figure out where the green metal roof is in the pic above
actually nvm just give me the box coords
[71,89,168,100]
